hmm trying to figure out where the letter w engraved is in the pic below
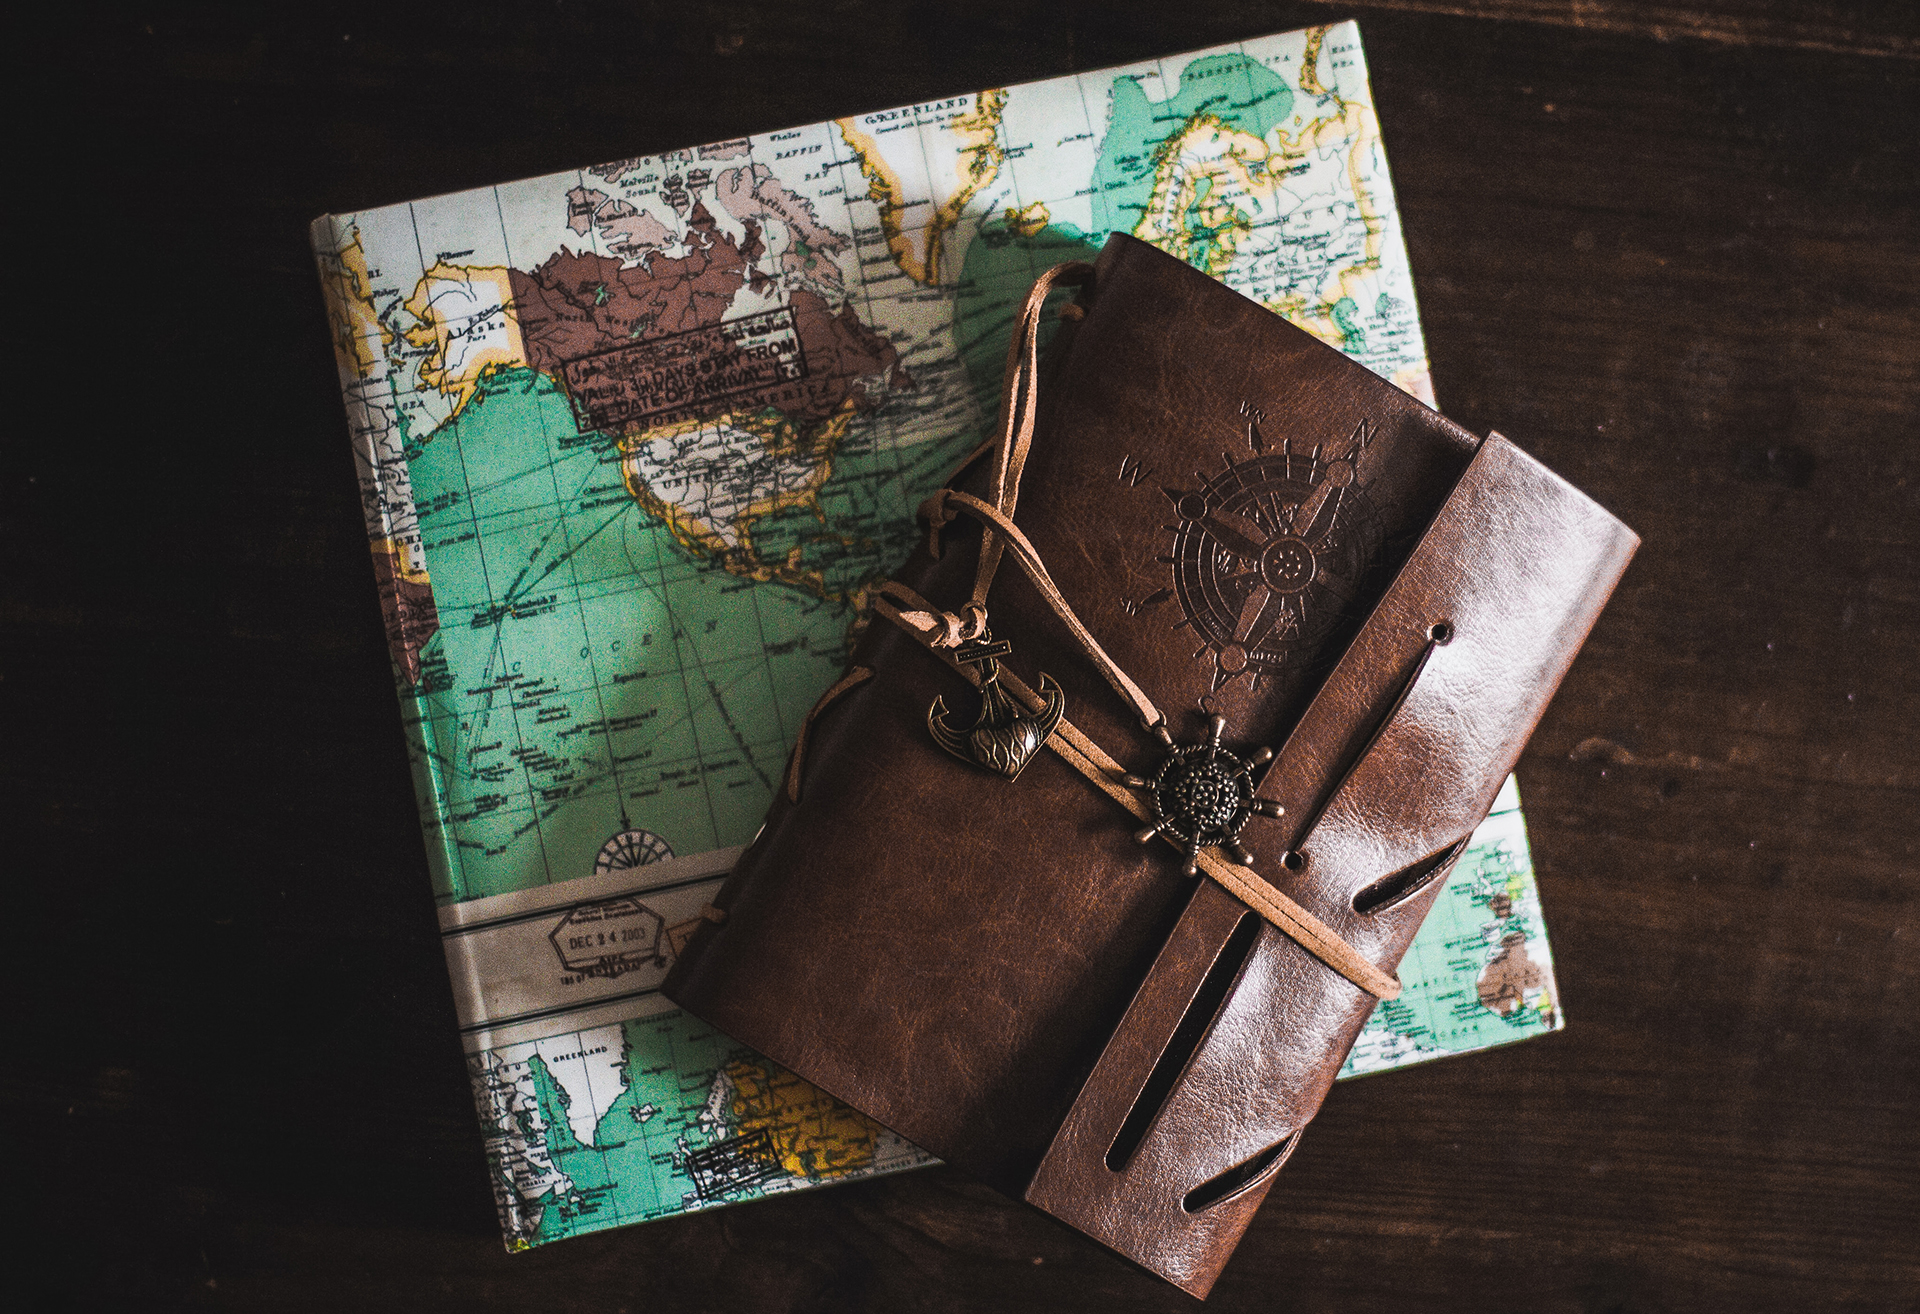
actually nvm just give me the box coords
[1118,454,1153,487]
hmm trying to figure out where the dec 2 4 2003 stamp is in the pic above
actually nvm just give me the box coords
[436,848,740,1051]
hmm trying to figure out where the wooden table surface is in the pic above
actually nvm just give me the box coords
[6,2,1916,1310]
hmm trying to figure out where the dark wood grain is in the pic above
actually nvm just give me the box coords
[1310,0,1917,55]
[5,3,1916,1311]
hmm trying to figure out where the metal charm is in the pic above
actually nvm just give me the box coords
[928,632,1066,781]
[1123,713,1283,875]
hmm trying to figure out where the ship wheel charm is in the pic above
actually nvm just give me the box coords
[928,632,1066,781]
[1123,713,1283,876]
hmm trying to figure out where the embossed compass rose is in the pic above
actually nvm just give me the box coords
[1130,416,1383,690]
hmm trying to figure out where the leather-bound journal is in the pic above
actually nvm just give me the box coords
[664,233,1637,1295]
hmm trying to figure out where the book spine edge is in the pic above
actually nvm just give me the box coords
[308,212,465,900]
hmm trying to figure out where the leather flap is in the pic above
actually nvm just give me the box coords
[1260,434,1642,897]
[1023,434,1638,1298]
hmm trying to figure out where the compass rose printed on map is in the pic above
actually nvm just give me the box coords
[313,22,1562,1252]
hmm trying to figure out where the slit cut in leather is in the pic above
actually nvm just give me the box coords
[1181,1128,1304,1214]
[1352,837,1470,915]
[1107,912,1263,1172]
[785,666,873,803]
[1280,623,1451,867]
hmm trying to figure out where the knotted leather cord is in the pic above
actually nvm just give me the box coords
[921,488,1164,734]
[918,259,1166,735]
[870,579,1399,1000]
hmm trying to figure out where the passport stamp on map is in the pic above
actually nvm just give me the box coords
[562,306,807,432]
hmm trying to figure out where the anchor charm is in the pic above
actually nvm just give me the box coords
[927,632,1066,780]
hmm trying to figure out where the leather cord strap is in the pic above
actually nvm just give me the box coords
[871,580,1400,1000]
[919,488,1165,734]
[866,258,1396,998]
[970,261,1096,612]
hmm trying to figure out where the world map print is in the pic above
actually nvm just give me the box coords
[313,22,1562,1250]
[468,1005,926,1247]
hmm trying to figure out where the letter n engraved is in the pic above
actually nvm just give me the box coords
[1118,454,1153,487]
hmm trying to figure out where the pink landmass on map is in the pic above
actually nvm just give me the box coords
[511,202,904,426]
[595,200,675,261]
[565,186,609,236]
[714,165,848,285]
[588,158,640,184]
[370,542,439,687]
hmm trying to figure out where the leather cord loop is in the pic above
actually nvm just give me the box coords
[871,579,987,649]
[971,261,1095,608]
[918,260,1166,730]
[886,258,1396,998]
[926,487,1165,733]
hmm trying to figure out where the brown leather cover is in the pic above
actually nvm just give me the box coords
[663,234,1638,1296]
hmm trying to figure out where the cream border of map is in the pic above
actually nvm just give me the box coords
[312,20,1565,1251]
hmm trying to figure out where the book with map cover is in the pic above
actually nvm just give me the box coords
[311,21,1567,1252]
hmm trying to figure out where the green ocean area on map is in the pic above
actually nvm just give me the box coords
[406,365,978,903]
[524,1015,781,1241]
[1089,53,1294,237]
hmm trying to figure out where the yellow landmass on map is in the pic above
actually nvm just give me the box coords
[370,534,429,584]
[1004,200,1051,238]
[1135,25,1391,353]
[1273,27,1388,341]
[619,400,863,599]
[1298,25,1335,99]
[316,227,391,378]
[838,89,1008,286]
[402,263,526,417]
[1136,114,1271,279]
[724,1057,884,1180]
